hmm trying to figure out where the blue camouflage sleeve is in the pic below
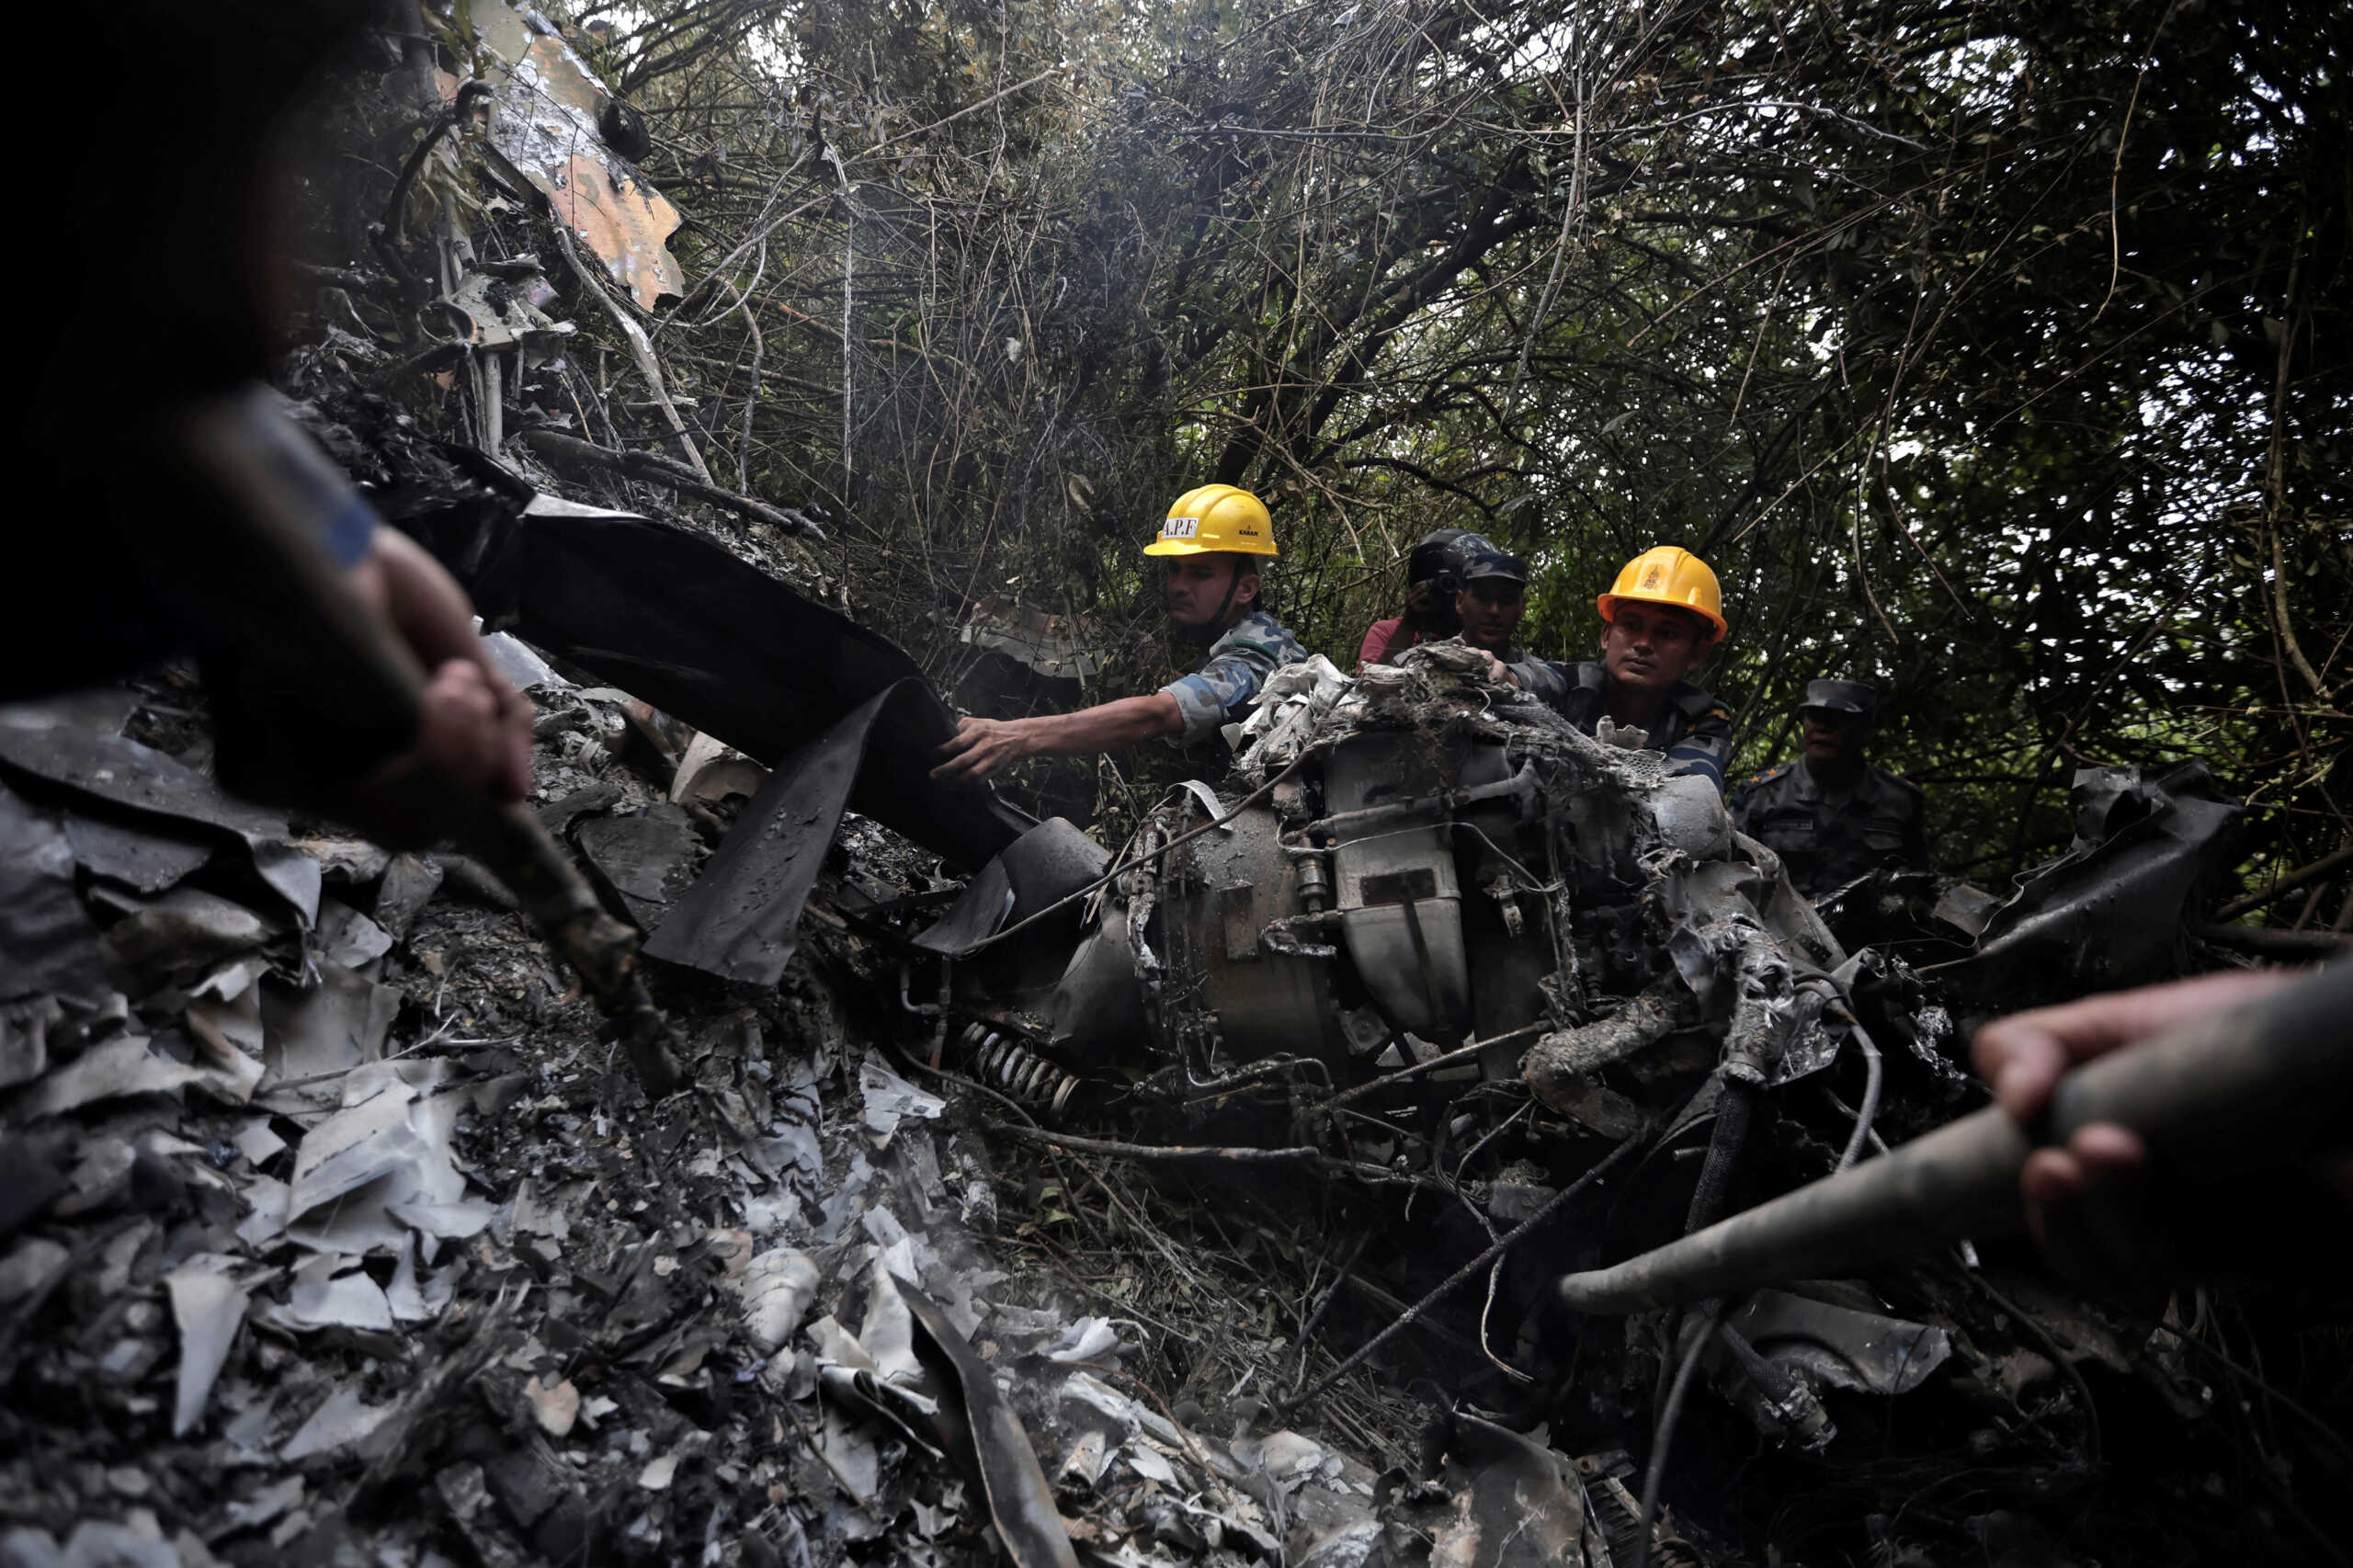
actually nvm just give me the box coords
[1161,644,1280,744]
[1727,778,1756,833]
[1506,656,1572,708]
[1666,706,1736,793]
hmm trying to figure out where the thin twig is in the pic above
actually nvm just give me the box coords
[1287,1232,1371,1391]
[515,427,823,537]
[1318,1022,1546,1112]
[2216,844,2353,922]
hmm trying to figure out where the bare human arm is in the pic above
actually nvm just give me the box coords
[931,693,1183,782]
[1381,582,1437,665]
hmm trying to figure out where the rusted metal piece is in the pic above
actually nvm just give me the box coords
[454,3,686,311]
[1555,963,2353,1313]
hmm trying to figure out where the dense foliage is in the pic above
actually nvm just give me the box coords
[432,0,2347,897]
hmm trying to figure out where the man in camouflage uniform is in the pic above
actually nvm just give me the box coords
[1487,546,1737,792]
[1731,678,1928,897]
[1160,600,1307,750]
[935,485,1304,781]
[1453,550,1537,665]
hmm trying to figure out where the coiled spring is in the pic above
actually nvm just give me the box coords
[958,1023,1081,1119]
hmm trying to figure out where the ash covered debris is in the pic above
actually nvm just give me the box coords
[0,669,1404,1568]
[5,603,2344,1568]
[7,2,2347,1564]
[892,642,2351,1563]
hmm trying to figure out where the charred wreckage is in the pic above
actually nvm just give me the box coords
[6,460,2341,1566]
[7,2,2347,1559]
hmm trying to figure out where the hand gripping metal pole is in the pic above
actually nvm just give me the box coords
[1556,964,2353,1314]
[170,389,686,1096]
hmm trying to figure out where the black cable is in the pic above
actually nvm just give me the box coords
[2158,1324,2353,1472]
[1629,1072,1757,1567]
[1962,1268,2102,1466]
[1632,1304,1723,1568]
[1685,1075,1756,1233]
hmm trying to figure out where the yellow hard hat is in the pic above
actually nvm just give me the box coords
[1144,484,1277,557]
[1597,546,1726,642]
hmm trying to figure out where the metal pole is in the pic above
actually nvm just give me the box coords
[1556,963,2353,1314]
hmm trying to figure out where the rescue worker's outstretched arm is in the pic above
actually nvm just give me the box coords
[932,695,1183,782]
[944,485,1292,783]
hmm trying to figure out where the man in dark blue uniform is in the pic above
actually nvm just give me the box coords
[1453,551,1539,665]
[1486,545,1736,791]
[1731,678,1928,897]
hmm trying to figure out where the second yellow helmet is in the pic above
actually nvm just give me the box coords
[1145,484,1277,558]
[1597,546,1726,641]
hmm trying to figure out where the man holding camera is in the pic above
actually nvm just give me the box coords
[1358,528,1498,667]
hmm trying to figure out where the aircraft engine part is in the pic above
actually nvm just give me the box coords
[1452,740,1559,1049]
[957,1022,1082,1117]
[1039,654,1838,1087]
[1649,773,1733,861]
[1324,733,1472,1046]
[1048,898,1146,1052]
[1154,793,1350,1067]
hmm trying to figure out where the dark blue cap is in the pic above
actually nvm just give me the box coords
[1799,678,1878,717]
[1463,551,1529,585]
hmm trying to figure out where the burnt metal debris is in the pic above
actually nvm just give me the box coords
[876,642,2345,1562]
[11,0,2350,1551]
[404,494,1032,874]
[6,359,2347,1568]
[4,671,1357,1567]
[4,566,2347,1568]
[454,1,688,312]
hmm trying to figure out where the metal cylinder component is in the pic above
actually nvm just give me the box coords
[1295,853,1331,913]
[1556,964,2353,1314]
